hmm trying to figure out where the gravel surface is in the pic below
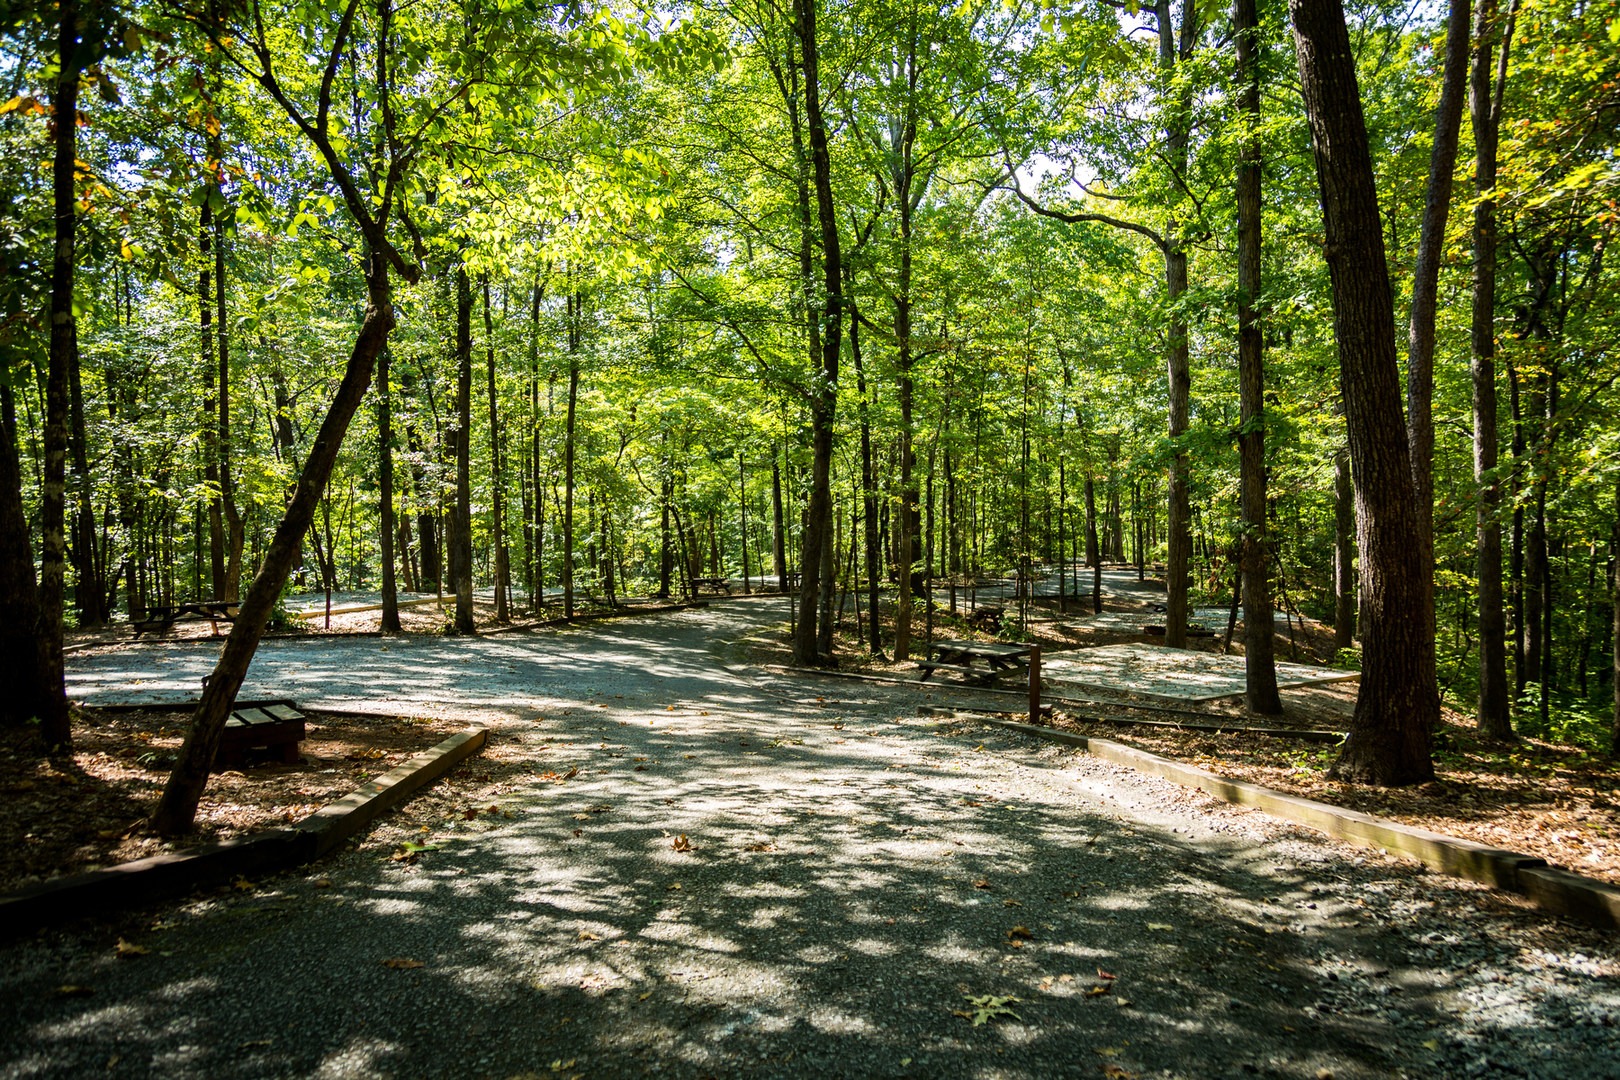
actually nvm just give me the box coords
[5,601,1618,1079]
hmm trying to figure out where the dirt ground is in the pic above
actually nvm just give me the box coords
[0,707,477,894]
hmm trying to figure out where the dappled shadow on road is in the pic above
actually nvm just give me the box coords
[23,603,1600,1078]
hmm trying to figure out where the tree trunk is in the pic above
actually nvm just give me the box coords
[451,262,475,633]
[0,382,47,726]
[790,0,843,667]
[68,344,106,625]
[484,276,509,622]
[1288,0,1437,784]
[200,203,226,600]
[851,296,882,653]
[1611,480,1619,756]
[772,459,787,593]
[38,0,78,747]
[1470,0,1512,737]
[1159,0,1195,649]
[1405,0,1470,629]
[1236,0,1282,713]
[1333,447,1355,650]
[378,343,401,633]
[154,256,396,834]
[563,292,581,619]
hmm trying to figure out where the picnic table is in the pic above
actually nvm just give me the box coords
[132,601,239,637]
[917,639,1034,685]
[691,577,732,596]
[217,700,307,768]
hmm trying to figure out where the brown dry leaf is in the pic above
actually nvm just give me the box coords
[672,834,693,853]
[577,930,601,942]
[1102,1065,1139,1079]
[1006,925,1034,942]
[1086,984,1111,997]
[745,841,776,853]
[562,767,579,780]
[55,984,94,997]
[114,939,149,958]
[232,877,255,891]
[973,878,992,890]
[382,958,424,970]
[1097,968,1117,980]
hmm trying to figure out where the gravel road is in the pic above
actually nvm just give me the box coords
[5,601,1618,1079]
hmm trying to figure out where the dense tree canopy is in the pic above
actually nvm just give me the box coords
[3,0,1618,821]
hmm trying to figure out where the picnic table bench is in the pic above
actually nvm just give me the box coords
[963,605,1004,631]
[217,700,307,768]
[132,601,239,637]
[917,639,1034,685]
[691,576,731,596]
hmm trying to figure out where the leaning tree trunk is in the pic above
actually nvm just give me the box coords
[153,258,395,834]
[1235,0,1282,713]
[1288,0,1437,784]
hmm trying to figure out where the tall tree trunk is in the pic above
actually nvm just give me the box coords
[1288,0,1437,784]
[1406,0,1470,617]
[563,292,581,619]
[200,202,227,601]
[38,0,79,747]
[1236,0,1281,713]
[1159,0,1195,649]
[214,204,244,604]
[791,0,843,667]
[0,382,47,726]
[1333,447,1355,650]
[451,262,475,633]
[772,458,787,593]
[154,256,397,834]
[1611,480,1619,756]
[1470,0,1513,737]
[68,345,106,625]
[484,276,509,622]
[850,294,882,653]
[378,343,401,632]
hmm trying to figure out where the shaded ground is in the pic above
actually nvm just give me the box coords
[1042,708,1620,891]
[0,710,465,894]
[5,600,1616,1078]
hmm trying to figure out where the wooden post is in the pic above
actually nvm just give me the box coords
[1028,644,1041,724]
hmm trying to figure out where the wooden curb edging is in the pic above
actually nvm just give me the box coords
[965,714,1619,931]
[0,728,487,936]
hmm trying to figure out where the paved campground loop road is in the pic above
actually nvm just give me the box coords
[4,601,1618,1079]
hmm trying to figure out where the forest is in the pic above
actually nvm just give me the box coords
[1,0,1617,831]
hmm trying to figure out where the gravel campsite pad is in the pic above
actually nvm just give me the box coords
[5,600,1619,1079]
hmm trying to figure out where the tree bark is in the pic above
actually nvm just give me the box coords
[1288,0,1437,784]
[38,0,79,747]
[451,261,476,633]
[1236,0,1281,713]
[484,276,509,622]
[850,296,882,653]
[1159,0,1195,650]
[0,382,47,727]
[378,343,401,633]
[1611,479,1619,756]
[1470,0,1512,737]
[1406,0,1470,620]
[563,291,581,619]
[790,0,843,667]
[1333,447,1355,650]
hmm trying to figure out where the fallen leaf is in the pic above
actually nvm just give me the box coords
[313,878,332,888]
[232,877,255,891]
[1002,898,1023,907]
[957,993,1022,1025]
[577,930,601,942]
[1097,968,1117,980]
[1006,925,1034,941]
[667,882,683,891]
[672,834,693,852]
[562,767,578,780]
[382,958,424,969]
[54,985,94,997]
[1086,983,1111,996]
[1102,1065,1138,1079]
[973,878,992,889]
[1145,922,1173,932]
[115,939,149,958]
[638,991,653,1001]
[1096,1046,1122,1057]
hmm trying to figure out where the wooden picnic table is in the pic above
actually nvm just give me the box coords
[691,577,731,596]
[132,601,240,637]
[917,638,1034,684]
